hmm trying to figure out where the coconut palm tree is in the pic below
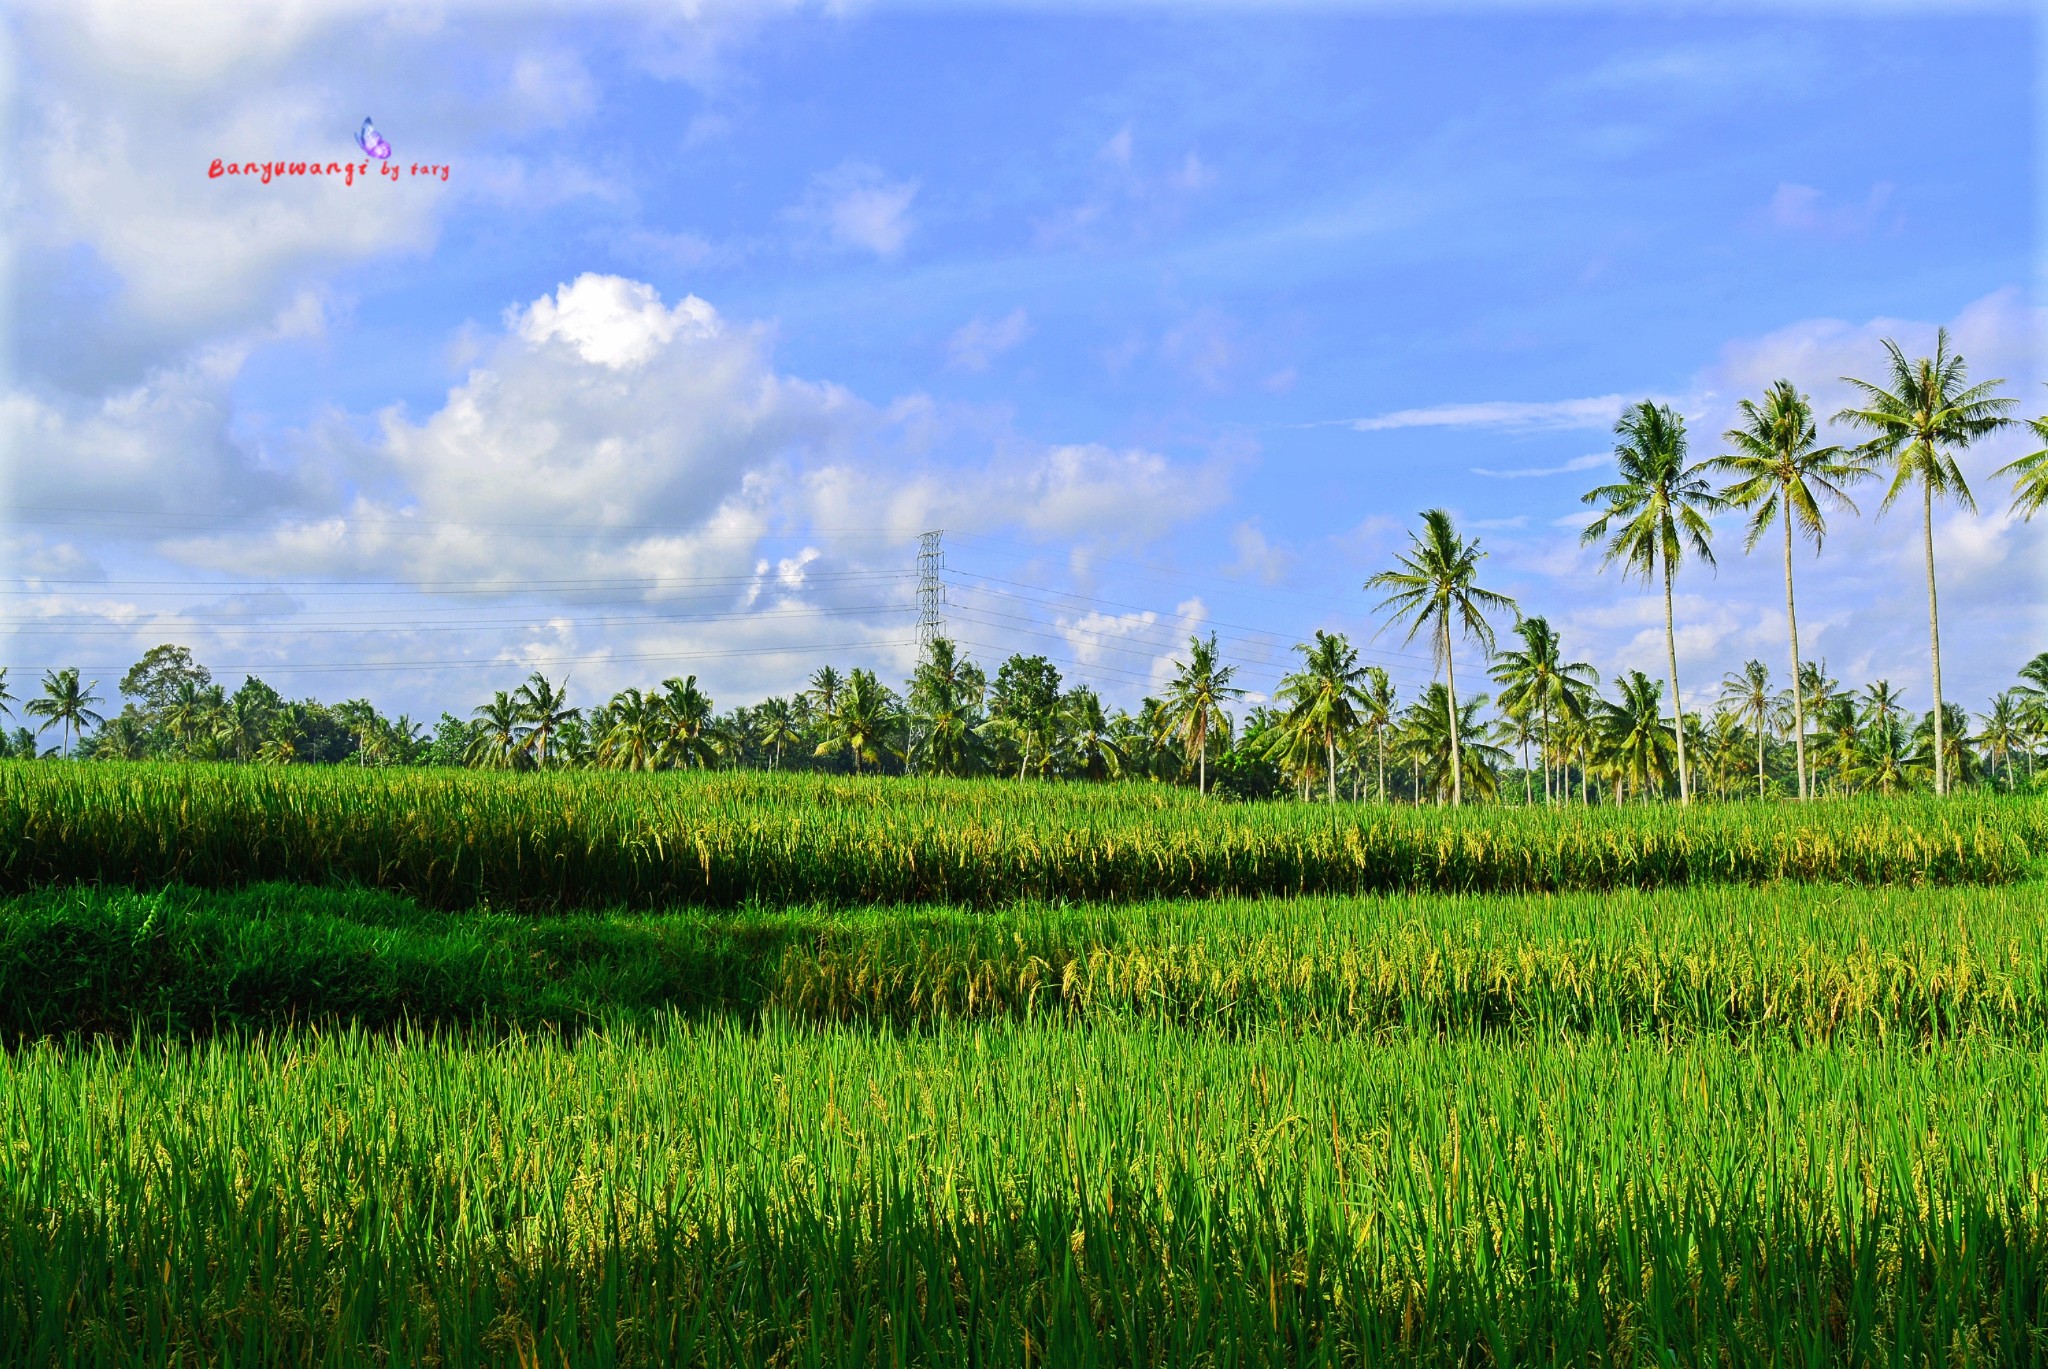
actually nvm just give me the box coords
[1980,691,2026,792]
[513,672,580,768]
[1599,671,1679,804]
[24,668,104,757]
[1554,708,1594,806]
[1858,680,1907,775]
[1367,509,1517,807]
[597,688,661,771]
[656,675,718,770]
[1715,661,1775,799]
[1398,683,1507,804]
[755,696,801,772]
[1488,616,1598,806]
[1253,703,1322,799]
[0,669,13,726]
[1813,695,1864,797]
[467,691,526,769]
[1060,687,1127,782]
[1911,702,1979,791]
[1357,667,1397,803]
[1837,330,2014,795]
[162,678,219,757]
[1493,701,1540,804]
[1845,724,1915,797]
[907,638,988,778]
[92,713,151,761]
[1160,633,1243,797]
[1704,707,1750,802]
[1993,388,2048,520]
[1712,380,1874,802]
[2012,654,2048,786]
[805,666,844,722]
[217,690,271,762]
[1582,402,1720,805]
[814,668,897,775]
[1273,630,1368,804]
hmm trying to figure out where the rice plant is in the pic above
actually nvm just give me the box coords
[8,880,2048,1044]
[3,1021,2046,1365]
[0,762,2037,909]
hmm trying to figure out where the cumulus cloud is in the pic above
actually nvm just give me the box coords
[20,275,1233,707]
[1057,597,1206,695]
[515,273,721,369]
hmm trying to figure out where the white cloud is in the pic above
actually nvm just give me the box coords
[946,310,1032,372]
[22,276,1234,709]
[1353,395,1634,433]
[1472,453,1609,479]
[515,273,720,369]
[1226,522,1293,584]
[0,292,327,517]
[1057,597,1206,695]
[789,160,919,258]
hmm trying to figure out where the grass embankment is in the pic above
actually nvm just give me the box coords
[9,881,2048,1042]
[1,763,2040,907]
[5,1022,2046,1365]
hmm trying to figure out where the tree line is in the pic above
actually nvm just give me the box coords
[4,330,2043,803]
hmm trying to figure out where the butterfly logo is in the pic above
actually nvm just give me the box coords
[355,117,392,160]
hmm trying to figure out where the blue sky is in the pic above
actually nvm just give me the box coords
[3,1,2041,723]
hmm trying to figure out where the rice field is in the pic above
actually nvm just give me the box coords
[8,881,2048,1044]
[6,766,2048,1363]
[6,1023,2048,1365]
[1,762,2039,907]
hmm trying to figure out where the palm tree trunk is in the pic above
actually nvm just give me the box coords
[1196,720,1207,797]
[1923,478,1947,797]
[1784,512,1809,802]
[1755,711,1765,800]
[1662,559,1690,805]
[1377,732,1385,804]
[1522,736,1531,805]
[1541,705,1552,805]
[1326,733,1337,805]
[1443,616,1463,807]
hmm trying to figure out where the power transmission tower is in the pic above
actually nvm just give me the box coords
[916,529,946,663]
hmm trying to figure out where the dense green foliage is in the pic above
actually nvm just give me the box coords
[6,1022,2048,1365]
[11,880,2048,1045]
[3,763,2039,910]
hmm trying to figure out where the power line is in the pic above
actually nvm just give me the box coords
[4,570,911,595]
[0,603,910,636]
[7,508,914,538]
[0,638,920,678]
[943,574,1438,677]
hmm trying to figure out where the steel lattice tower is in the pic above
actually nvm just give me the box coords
[916,530,946,661]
